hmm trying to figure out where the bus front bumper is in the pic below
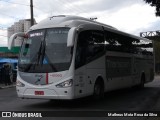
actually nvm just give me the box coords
[16,87,74,100]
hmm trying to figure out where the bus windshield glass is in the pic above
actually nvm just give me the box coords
[18,28,72,73]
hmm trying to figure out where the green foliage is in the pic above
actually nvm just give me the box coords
[144,0,160,16]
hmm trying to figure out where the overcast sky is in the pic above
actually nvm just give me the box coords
[0,0,160,46]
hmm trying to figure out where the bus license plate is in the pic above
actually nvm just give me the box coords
[35,91,44,95]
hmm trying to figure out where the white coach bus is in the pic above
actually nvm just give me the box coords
[9,15,154,100]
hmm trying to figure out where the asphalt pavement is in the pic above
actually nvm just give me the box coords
[0,76,160,120]
[147,76,160,110]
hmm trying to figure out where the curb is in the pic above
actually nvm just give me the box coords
[0,84,16,89]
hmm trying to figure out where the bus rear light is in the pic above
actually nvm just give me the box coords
[16,80,25,87]
[56,79,73,88]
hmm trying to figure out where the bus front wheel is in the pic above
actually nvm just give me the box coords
[93,80,104,100]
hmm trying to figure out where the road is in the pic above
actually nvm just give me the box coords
[0,76,160,120]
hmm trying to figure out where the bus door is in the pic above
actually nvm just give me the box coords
[74,30,88,98]
[74,67,87,98]
[75,25,105,97]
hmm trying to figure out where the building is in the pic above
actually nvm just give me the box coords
[7,25,14,40]
[24,19,32,32]
[7,19,36,46]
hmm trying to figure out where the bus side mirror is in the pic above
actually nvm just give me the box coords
[8,32,25,50]
[67,27,77,47]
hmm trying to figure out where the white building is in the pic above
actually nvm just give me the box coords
[24,19,31,32]
[7,25,14,39]
[8,19,36,46]
[14,22,24,33]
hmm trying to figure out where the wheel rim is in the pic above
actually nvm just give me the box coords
[94,84,101,96]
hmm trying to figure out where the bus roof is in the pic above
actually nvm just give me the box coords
[30,15,150,41]
[30,15,116,30]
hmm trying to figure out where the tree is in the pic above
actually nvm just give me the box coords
[155,41,160,73]
[144,0,160,16]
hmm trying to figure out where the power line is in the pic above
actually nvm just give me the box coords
[64,0,88,14]
[33,1,64,15]
[8,0,50,15]
[57,0,83,14]
[0,11,20,20]
[0,0,30,23]
[0,0,29,6]
[34,6,50,14]
[33,0,86,16]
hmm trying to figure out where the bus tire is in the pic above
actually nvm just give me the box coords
[93,79,104,100]
[138,73,145,89]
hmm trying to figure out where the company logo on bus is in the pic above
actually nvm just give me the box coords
[35,75,43,79]
[50,74,62,78]
[35,74,43,84]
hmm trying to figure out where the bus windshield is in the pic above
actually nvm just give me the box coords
[18,28,72,73]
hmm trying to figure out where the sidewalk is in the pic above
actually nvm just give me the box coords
[146,75,160,120]
[0,82,16,89]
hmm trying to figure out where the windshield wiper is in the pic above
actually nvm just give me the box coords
[23,41,43,71]
[32,41,44,69]
[37,41,43,65]
[40,41,46,65]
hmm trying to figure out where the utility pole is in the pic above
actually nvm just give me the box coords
[30,0,34,26]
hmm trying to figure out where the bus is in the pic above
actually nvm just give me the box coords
[8,15,154,100]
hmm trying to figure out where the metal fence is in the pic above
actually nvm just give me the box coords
[140,30,160,38]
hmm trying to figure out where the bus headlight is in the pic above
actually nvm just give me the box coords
[56,79,73,88]
[16,80,25,87]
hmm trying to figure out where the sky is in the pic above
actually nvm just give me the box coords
[0,0,160,46]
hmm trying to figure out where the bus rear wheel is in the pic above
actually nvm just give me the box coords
[136,74,145,89]
[140,74,145,88]
[93,80,104,100]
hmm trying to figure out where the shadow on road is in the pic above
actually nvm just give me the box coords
[23,86,160,111]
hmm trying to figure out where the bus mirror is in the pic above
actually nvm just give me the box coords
[8,32,25,50]
[67,27,76,47]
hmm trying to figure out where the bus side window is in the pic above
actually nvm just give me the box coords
[105,30,138,53]
[75,30,105,69]
[134,40,153,56]
[85,30,105,62]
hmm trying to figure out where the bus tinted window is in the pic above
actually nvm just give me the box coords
[133,39,153,55]
[104,30,153,55]
[85,31,105,61]
[105,30,136,53]
[75,30,105,69]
